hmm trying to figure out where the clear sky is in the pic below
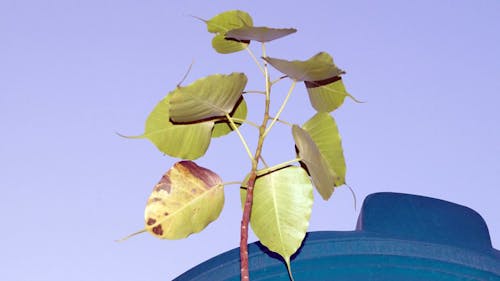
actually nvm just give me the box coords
[1,1,499,280]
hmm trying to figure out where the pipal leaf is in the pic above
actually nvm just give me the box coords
[145,161,224,239]
[241,166,313,279]
[292,125,336,200]
[169,73,248,123]
[303,113,346,187]
[212,97,247,138]
[204,10,253,54]
[263,52,345,82]
[226,26,296,43]
[206,10,253,34]
[212,34,249,54]
[305,77,351,112]
[130,94,213,160]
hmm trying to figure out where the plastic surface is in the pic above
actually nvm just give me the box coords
[174,192,500,280]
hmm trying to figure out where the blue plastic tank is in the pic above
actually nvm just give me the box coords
[174,192,500,280]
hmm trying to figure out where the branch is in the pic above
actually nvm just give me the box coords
[226,113,254,161]
[264,80,296,137]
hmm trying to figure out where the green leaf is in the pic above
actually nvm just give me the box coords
[263,52,344,82]
[305,77,349,112]
[226,26,296,43]
[131,94,213,160]
[169,73,248,123]
[292,125,336,200]
[206,10,253,33]
[203,10,253,54]
[212,97,247,138]
[144,161,224,239]
[212,34,249,54]
[303,113,346,187]
[241,166,313,279]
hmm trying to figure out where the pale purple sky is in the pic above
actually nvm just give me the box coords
[1,1,499,280]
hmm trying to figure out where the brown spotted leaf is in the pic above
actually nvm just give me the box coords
[144,161,224,239]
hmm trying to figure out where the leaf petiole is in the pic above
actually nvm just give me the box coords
[264,80,297,137]
[226,113,254,161]
[271,75,288,85]
[231,117,260,129]
[246,47,265,75]
[255,157,302,176]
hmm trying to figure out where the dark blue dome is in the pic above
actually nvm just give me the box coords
[174,192,500,281]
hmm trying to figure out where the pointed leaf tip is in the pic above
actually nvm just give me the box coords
[241,166,312,278]
[145,161,224,239]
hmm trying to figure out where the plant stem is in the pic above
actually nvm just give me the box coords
[240,43,271,281]
[255,157,301,176]
[226,113,254,161]
[264,80,296,137]
[246,47,265,76]
[268,116,293,127]
[231,117,260,129]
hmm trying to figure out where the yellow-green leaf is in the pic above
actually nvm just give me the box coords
[206,10,253,33]
[212,97,247,138]
[303,113,346,187]
[263,52,344,82]
[241,166,313,279]
[226,26,296,43]
[306,77,352,112]
[169,73,248,123]
[145,161,224,239]
[128,94,213,160]
[203,10,253,54]
[292,125,336,200]
[212,34,248,54]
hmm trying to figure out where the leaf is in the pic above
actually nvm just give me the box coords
[145,161,224,239]
[127,94,213,160]
[169,73,248,123]
[303,113,346,187]
[205,10,253,34]
[212,34,249,54]
[212,97,247,138]
[241,166,313,279]
[203,10,253,54]
[292,125,336,200]
[263,52,345,82]
[305,77,351,112]
[226,26,296,43]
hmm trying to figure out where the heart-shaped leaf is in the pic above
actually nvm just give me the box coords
[202,10,253,54]
[145,161,224,239]
[305,77,352,112]
[124,94,213,160]
[169,73,248,123]
[263,52,345,82]
[241,166,313,279]
[206,10,253,34]
[226,26,296,43]
[303,113,346,187]
[212,34,249,54]
[292,125,336,200]
[212,96,247,138]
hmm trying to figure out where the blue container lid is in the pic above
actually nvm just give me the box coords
[174,192,500,280]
